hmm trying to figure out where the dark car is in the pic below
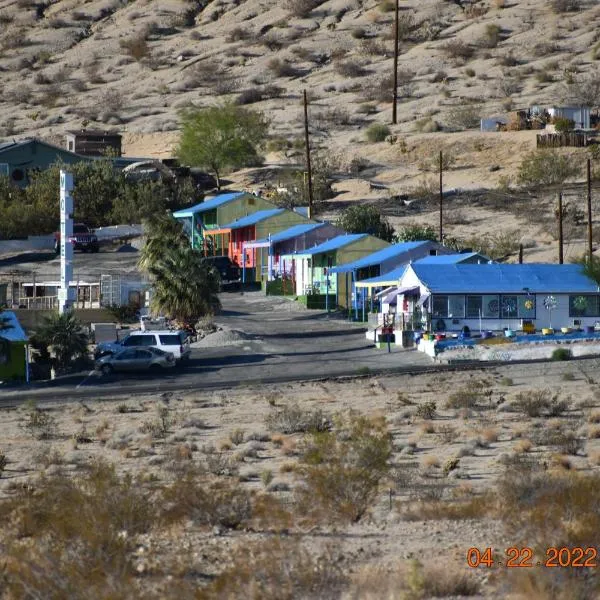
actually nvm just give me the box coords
[202,256,241,289]
[54,223,99,254]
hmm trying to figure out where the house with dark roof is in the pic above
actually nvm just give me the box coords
[203,208,311,281]
[395,263,600,332]
[172,191,277,251]
[0,138,90,187]
[280,234,390,306]
[65,129,122,157]
[243,222,344,282]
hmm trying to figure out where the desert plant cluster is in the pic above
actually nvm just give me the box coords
[1,361,600,598]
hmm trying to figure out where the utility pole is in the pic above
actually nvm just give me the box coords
[587,158,593,262]
[392,0,399,125]
[439,150,443,243]
[303,89,314,220]
[558,191,564,265]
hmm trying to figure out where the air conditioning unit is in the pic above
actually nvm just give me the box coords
[572,319,582,327]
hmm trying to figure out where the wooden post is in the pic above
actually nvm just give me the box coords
[439,150,443,243]
[558,191,564,265]
[588,158,593,262]
[518,244,523,264]
[303,89,314,220]
[392,0,399,125]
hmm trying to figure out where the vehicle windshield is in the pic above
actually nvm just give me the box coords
[73,225,89,233]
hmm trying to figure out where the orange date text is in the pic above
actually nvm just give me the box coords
[467,547,598,568]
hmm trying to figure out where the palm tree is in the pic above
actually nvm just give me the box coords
[148,245,221,323]
[31,312,89,370]
[138,213,189,275]
[0,312,13,338]
[574,255,600,286]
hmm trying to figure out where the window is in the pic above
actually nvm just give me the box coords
[117,349,137,359]
[518,295,536,318]
[11,168,24,182]
[466,296,482,318]
[500,295,518,319]
[569,295,600,317]
[448,296,465,318]
[159,334,182,345]
[135,350,152,359]
[124,335,155,346]
[482,294,500,318]
[432,295,449,317]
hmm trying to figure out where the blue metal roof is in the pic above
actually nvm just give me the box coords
[413,252,487,265]
[222,208,285,229]
[357,265,408,286]
[0,311,28,343]
[172,191,247,218]
[292,234,368,256]
[330,241,427,274]
[254,222,324,244]
[411,263,599,294]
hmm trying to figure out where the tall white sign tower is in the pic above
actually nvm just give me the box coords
[58,170,76,314]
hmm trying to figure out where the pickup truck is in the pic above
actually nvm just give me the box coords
[54,223,100,254]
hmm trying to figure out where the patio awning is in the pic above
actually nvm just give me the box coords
[417,292,431,307]
[380,286,419,304]
[243,240,271,250]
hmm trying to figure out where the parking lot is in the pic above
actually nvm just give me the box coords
[2,290,433,402]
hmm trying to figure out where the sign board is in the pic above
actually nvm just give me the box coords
[59,170,75,314]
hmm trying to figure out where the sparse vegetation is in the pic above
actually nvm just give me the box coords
[365,123,390,143]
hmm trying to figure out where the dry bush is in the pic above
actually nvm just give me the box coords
[265,404,330,434]
[442,39,474,60]
[296,413,392,523]
[551,0,580,12]
[266,57,300,78]
[335,59,368,78]
[120,34,149,61]
[415,401,437,420]
[445,387,483,410]
[226,26,251,42]
[202,538,347,599]
[445,104,482,130]
[511,389,561,417]
[285,0,324,18]
[22,403,58,440]
[361,74,394,103]
[3,84,31,104]
[2,462,156,598]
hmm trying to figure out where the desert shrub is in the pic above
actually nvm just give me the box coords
[351,27,367,39]
[445,104,482,130]
[285,0,324,18]
[553,117,575,132]
[465,67,476,77]
[297,413,392,523]
[415,401,437,420]
[445,388,481,409]
[265,404,330,434]
[162,475,252,528]
[365,123,390,143]
[414,117,440,133]
[511,389,555,417]
[202,539,348,599]
[266,58,299,77]
[226,26,251,42]
[1,462,156,598]
[22,402,57,440]
[335,59,367,78]
[442,39,474,60]
[230,428,245,445]
[119,34,149,61]
[405,559,480,596]
[236,88,264,105]
[481,24,502,48]
[139,404,173,438]
[517,150,580,188]
[201,445,239,476]
[551,347,572,361]
[551,0,580,12]
[0,451,6,475]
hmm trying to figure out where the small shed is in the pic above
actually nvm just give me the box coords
[172,191,276,250]
[531,105,591,130]
[204,208,310,282]
[281,234,390,306]
[480,116,508,132]
[65,129,122,157]
[243,222,344,282]
[0,311,28,382]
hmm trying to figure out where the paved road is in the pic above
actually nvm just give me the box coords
[1,292,433,403]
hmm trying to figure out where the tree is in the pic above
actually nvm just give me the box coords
[177,104,269,189]
[395,222,437,242]
[574,254,600,286]
[562,69,600,108]
[140,214,221,323]
[335,204,395,242]
[517,150,580,188]
[31,312,89,371]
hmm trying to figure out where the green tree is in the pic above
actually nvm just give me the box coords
[573,254,600,285]
[395,222,437,242]
[140,215,221,323]
[517,150,580,188]
[335,204,395,242]
[177,104,269,189]
[31,312,89,371]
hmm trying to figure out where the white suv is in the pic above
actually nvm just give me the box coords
[95,330,191,362]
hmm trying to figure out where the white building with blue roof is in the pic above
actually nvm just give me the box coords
[396,263,600,332]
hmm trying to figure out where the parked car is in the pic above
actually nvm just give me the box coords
[202,256,241,289]
[54,223,99,254]
[95,346,175,375]
[94,329,191,362]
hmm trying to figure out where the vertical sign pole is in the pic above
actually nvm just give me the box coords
[558,191,564,265]
[303,89,314,220]
[59,170,75,314]
[587,158,593,262]
[439,150,443,243]
[392,0,399,125]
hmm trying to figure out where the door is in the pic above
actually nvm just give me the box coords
[134,349,154,369]
[113,349,138,371]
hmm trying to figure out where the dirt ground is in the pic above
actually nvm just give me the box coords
[2,358,599,597]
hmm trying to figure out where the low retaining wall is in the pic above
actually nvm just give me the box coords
[0,235,54,254]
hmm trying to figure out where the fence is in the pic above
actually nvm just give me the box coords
[536,132,587,148]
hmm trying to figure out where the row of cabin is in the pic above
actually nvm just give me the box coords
[172,191,486,310]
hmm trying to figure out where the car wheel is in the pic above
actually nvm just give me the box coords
[91,246,99,253]
[101,364,114,375]
[150,364,163,374]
